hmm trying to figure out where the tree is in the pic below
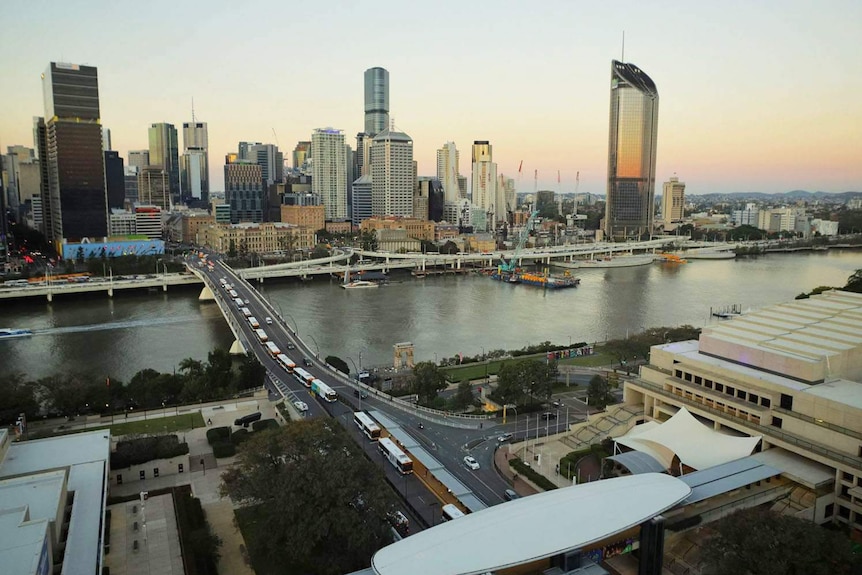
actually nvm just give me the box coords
[227,239,237,258]
[410,362,448,405]
[450,380,477,411]
[439,240,458,255]
[359,230,378,251]
[325,355,350,375]
[844,269,862,293]
[311,244,330,259]
[587,375,614,409]
[237,352,266,390]
[700,507,861,575]
[493,359,557,407]
[220,421,397,574]
[0,372,40,425]
[39,372,108,417]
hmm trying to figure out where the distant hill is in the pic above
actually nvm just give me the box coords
[690,190,862,202]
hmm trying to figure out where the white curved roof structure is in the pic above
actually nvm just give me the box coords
[616,407,761,471]
[371,473,691,575]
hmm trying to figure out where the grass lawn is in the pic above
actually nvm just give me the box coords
[107,412,205,436]
[441,348,618,382]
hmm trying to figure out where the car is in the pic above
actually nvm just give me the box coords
[287,342,296,350]
[541,412,557,420]
[504,489,520,501]
[497,432,514,443]
[354,388,369,399]
[463,456,480,470]
[303,357,312,367]
[293,400,308,412]
[551,399,562,408]
[265,317,273,325]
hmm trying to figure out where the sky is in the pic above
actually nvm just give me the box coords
[1,0,860,196]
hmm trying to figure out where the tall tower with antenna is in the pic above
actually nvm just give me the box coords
[182,100,209,202]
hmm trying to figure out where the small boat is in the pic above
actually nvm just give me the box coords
[341,280,379,289]
[0,328,33,339]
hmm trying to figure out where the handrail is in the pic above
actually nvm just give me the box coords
[630,378,862,471]
[773,406,862,442]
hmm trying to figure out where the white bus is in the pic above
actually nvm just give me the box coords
[240,307,252,317]
[293,367,314,387]
[311,379,337,402]
[353,411,381,441]
[254,329,268,342]
[441,504,465,521]
[248,316,260,329]
[378,437,413,474]
[265,341,281,357]
[276,354,296,372]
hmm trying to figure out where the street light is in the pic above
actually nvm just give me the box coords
[283,311,298,335]
[307,333,320,358]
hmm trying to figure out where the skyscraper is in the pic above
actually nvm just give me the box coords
[148,123,180,203]
[364,67,389,137]
[40,62,108,244]
[127,150,150,171]
[248,143,283,185]
[224,157,264,223]
[604,60,659,240]
[662,176,685,226]
[293,141,311,173]
[471,141,497,231]
[183,121,209,202]
[371,127,413,217]
[104,151,125,210]
[311,128,347,220]
[436,142,462,203]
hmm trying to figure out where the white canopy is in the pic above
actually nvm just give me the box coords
[616,407,761,471]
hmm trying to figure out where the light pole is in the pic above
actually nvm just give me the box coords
[307,333,320,358]
[284,311,298,335]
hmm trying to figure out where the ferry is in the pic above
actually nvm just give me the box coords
[342,280,380,289]
[0,328,33,339]
[490,270,579,289]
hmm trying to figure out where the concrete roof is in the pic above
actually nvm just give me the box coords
[371,473,690,575]
[0,469,66,528]
[751,448,835,489]
[672,346,811,391]
[0,507,49,575]
[801,378,862,410]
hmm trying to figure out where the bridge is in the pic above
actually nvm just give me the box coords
[0,272,202,302]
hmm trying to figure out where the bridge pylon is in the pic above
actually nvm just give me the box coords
[229,339,247,355]
[198,285,215,301]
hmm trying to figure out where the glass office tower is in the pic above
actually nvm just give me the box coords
[604,60,659,241]
[364,67,389,137]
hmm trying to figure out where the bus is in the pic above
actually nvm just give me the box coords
[265,341,281,357]
[353,411,381,441]
[248,316,260,329]
[233,297,244,307]
[378,437,413,474]
[254,329,268,342]
[441,504,465,521]
[311,379,338,403]
[276,354,296,372]
[240,307,252,317]
[293,367,315,387]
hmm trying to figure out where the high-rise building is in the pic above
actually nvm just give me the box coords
[183,122,209,201]
[311,128,347,220]
[224,157,264,223]
[355,133,372,177]
[249,144,283,185]
[371,128,413,218]
[127,150,150,171]
[32,117,52,237]
[104,151,125,210]
[436,142,461,203]
[364,67,389,137]
[351,175,373,227]
[102,127,112,153]
[148,123,180,202]
[661,176,685,226]
[3,146,36,214]
[124,166,139,205]
[471,141,497,231]
[238,141,262,161]
[293,141,311,173]
[41,62,108,244]
[604,60,659,240]
[137,167,171,210]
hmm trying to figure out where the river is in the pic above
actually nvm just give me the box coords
[1,250,860,382]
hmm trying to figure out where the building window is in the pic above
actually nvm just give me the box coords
[726,386,735,396]
[716,383,724,392]
[771,417,783,429]
[824,503,834,518]
[737,389,746,399]
[684,372,692,382]
[749,394,759,405]
[838,505,850,519]
[761,397,771,408]
[117,474,123,485]
[780,394,793,410]
[154,468,159,478]
[139,470,146,480]
[179,463,184,473]
[843,472,853,482]
[705,380,713,389]
[694,376,702,385]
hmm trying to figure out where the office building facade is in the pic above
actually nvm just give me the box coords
[604,60,659,240]
[137,167,171,210]
[311,128,347,220]
[371,129,414,218]
[148,123,180,203]
[471,141,497,231]
[364,67,389,137]
[249,143,283,185]
[41,62,108,244]
[351,174,373,227]
[224,159,264,223]
[104,151,125,210]
[436,142,462,203]
[661,176,685,226]
[127,150,149,170]
[182,121,209,201]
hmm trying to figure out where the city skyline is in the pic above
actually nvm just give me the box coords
[1,0,859,196]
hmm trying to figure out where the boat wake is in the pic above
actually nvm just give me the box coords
[34,315,200,335]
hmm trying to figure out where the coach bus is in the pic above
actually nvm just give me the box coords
[378,437,413,475]
[254,329,268,342]
[293,367,314,387]
[353,411,381,441]
[248,316,260,329]
[264,341,281,357]
[276,354,296,372]
[311,379,338,403]
[441,504,465,521]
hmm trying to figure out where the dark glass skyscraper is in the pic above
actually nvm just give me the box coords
[41,62,108,244]
[104,151,125,210]
[364,67,389,137]
[604,60,659,241]
[148,123,180,203]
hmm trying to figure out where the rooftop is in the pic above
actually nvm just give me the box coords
[0,507,49,575]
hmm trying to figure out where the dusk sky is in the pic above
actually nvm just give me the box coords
[1,0,860,196]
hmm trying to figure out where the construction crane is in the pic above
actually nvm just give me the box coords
[499,210,539,273]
